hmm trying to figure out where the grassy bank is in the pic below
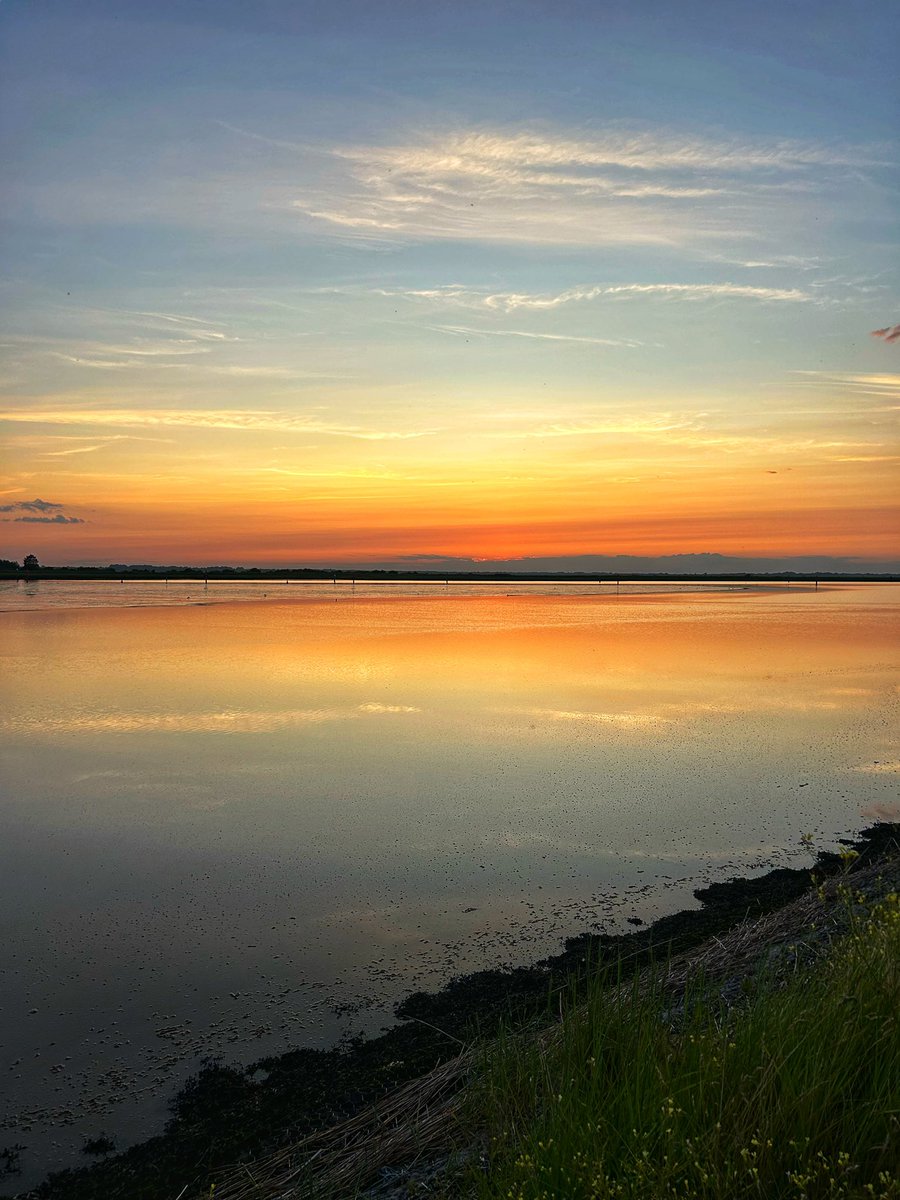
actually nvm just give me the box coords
[471,884,899,1200]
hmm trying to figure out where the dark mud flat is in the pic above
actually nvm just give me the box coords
[6,823,898,1200]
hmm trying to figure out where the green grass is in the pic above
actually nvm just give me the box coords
[471,888,900,1200]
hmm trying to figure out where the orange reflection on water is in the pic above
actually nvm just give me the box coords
[3,587,895,753]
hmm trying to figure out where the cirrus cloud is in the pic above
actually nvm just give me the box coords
[364,281,812,310]
[290,125,884,249]
[0,408,439,440]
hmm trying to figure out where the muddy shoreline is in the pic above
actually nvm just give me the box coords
[7,822,898,1200]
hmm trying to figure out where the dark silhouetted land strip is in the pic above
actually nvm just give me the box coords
[3,566,898,584]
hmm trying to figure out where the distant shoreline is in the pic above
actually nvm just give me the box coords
[3,569,899,584]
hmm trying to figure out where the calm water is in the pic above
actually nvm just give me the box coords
[1,584,897,1185]
[0,577,783,611]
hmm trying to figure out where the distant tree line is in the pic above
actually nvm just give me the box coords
[0,554,39,571]
[0,560,897,583]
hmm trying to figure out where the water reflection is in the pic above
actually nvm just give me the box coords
[0,577,808,612]
[0,586,897,1182]
[2,703,422,734]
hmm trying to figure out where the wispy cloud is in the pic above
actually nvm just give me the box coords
[430,324,643,347]
[41,442,110,457]
[489,412,706,439]
[827,454,900,463]
[5,329,350,383]
[480,408,889,458]
[259,466,443,482]
[871,324,900,344]
[208,365,304,378]
[106,341,210,358]
[7,320,233,375]
[125,310,233,341]
[50,356,305,382]
[43,308,236,345]
[705,253,826,270]
[35,433,177,457]
[370,281,811,310]
[292,126,881,247]
[790,372,900,400]
[484,283,811,309]
[0,407,439,440]
[53,358,319,379]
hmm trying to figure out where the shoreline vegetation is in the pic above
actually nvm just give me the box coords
[470,857,900,1200]
[5,824,898,1200]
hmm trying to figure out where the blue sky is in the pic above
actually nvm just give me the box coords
[1,0,897,565]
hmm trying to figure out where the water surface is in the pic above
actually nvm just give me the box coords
[0,576,779,612]
[1,584,897,1184]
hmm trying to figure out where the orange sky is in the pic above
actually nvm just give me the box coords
[3,394,897,564]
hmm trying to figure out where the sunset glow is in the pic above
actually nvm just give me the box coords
[1,3,897,568]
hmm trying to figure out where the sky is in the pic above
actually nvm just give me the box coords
[1,0,898,568]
